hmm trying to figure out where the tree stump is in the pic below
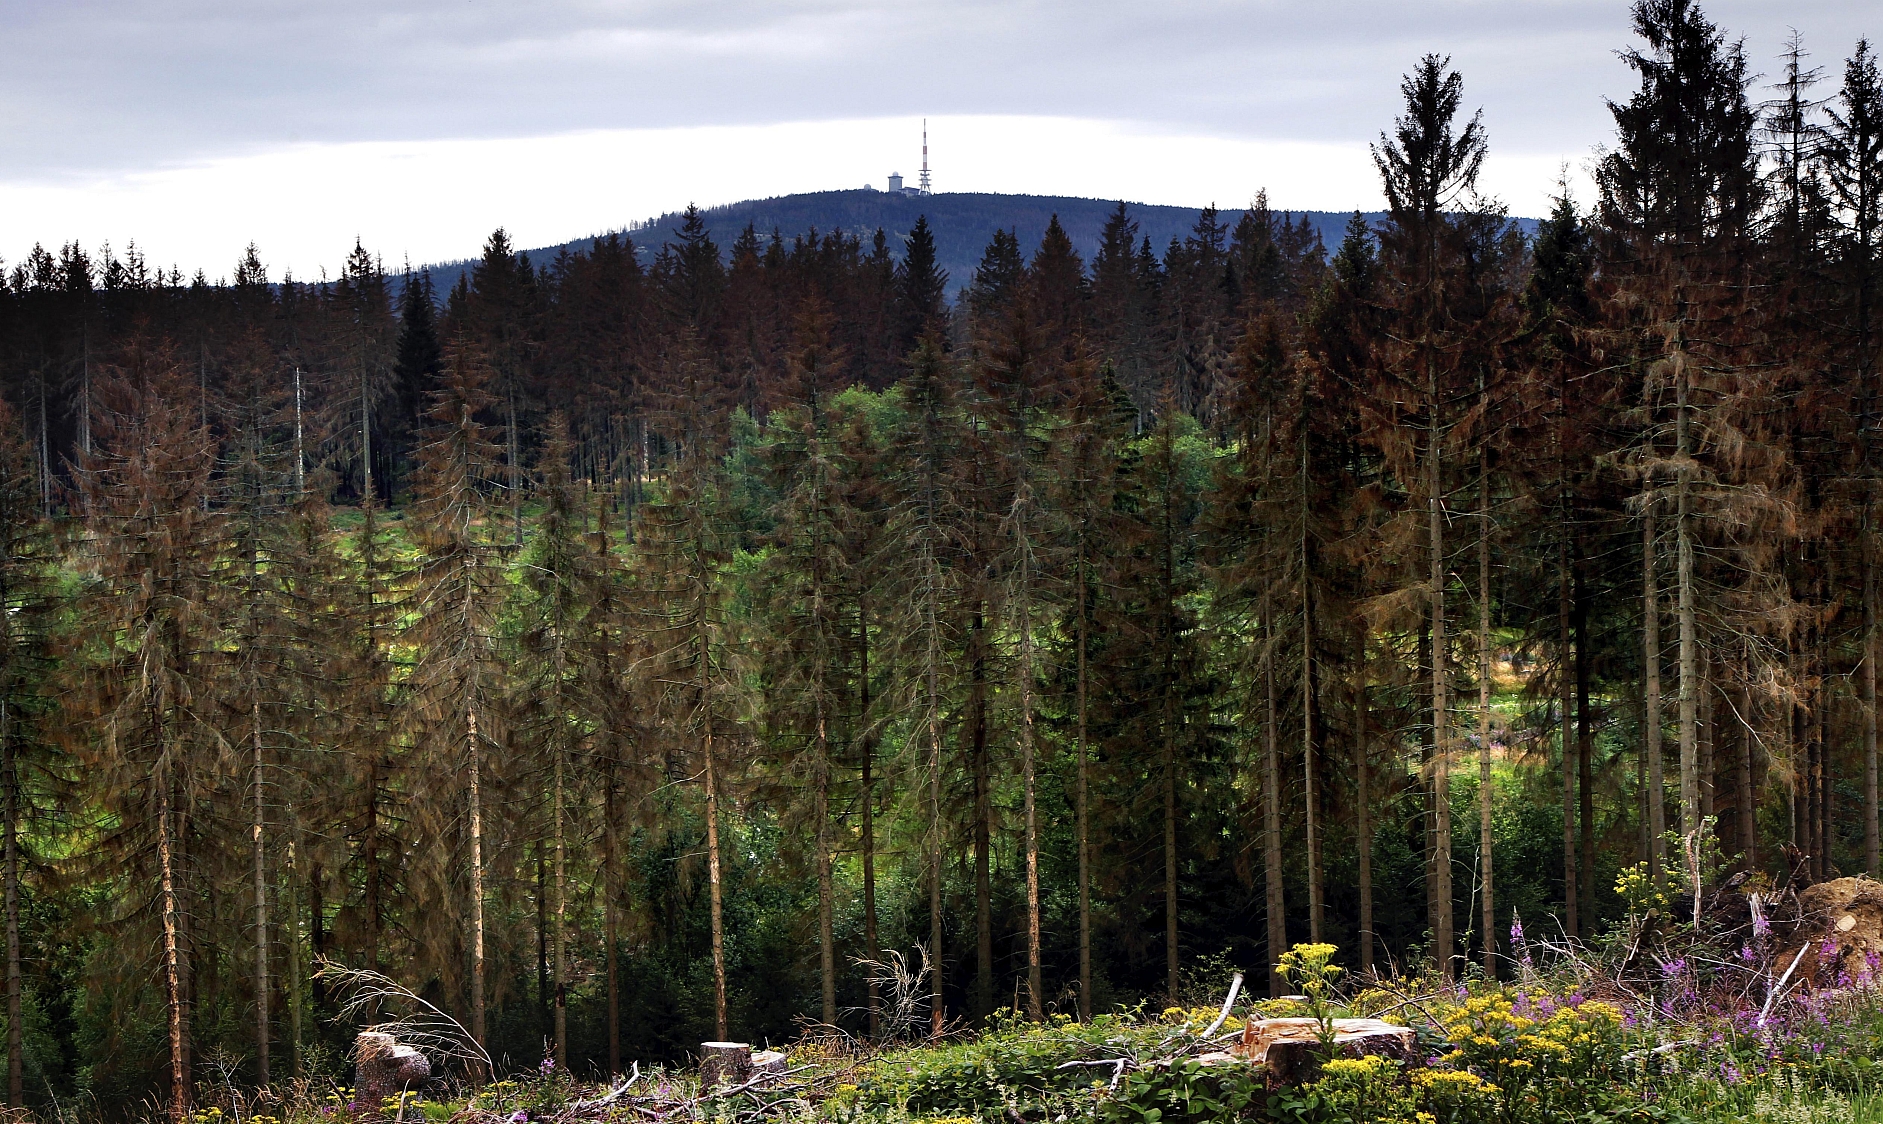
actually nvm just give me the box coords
[1234,1018,1416,1087]
[699,1042,753,1087]
[356,1032,432,1110]
[751,1050,788,1083]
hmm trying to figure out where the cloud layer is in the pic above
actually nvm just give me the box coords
[3,1,1874,273]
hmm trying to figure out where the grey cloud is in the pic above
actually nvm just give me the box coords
[2,0,1875,180]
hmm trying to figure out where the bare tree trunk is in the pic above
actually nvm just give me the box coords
[1816,618,1830,878]
[1738,647,1758,868]
[859,607,880,1038]
[1164,677,1179,999]
[1477,460,1495,978]
[468,707,487,1072]
[605,766,620,1074]
[361,367,373,502]
[1353,632,1374,977]
[816,701,834,1028]
[1577,592,1595,924]
[1869,522,1880,877]
[926,565,945,1039]
[509,392,523,549]
[1560,532,1578,936]
[971,605,992,1020]
[1076,551,1092,1019]
[287,828,302,1079]
[1428,400,1453,978]
[1676,372,1701,843]
[1019,580,1042,1020]
[160,764,187,1122]
[1162,446,1181,1001]
[1645,515,1666,883]
[1263,632,1285,996]
[3,702,21,1106]
[1701,661,1717,832]
[1301,438,1322,943]
[704,695,728,1041]
[252,695,269,1086]
[553,730,568,1063]
[294,367,305,495]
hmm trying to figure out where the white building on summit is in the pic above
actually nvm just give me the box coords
[884,122,933,196]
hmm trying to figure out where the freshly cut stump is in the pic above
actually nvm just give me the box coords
[356,1032,432,1109]
[1234,1018,1415,1086]
[751,1050,789,1082]
[700,1042,753,1087]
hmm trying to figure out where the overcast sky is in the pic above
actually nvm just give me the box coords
[2,1,1875,278]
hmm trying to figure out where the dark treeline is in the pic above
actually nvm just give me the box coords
[0,0,1879,1115]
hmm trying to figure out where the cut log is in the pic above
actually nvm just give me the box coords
[699,1041,752,1087]
[355,1032,432,1109]
[1233,1018,1415,1086]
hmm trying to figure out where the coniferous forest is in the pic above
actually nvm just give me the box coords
[2,0,1882,1114]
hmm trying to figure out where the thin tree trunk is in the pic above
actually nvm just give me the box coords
[252,694,269,1086]
[2,701,21,1107]
[816,697,834,1028]
[160,763,187,1122]
[1738,647,1758,869]
[1301,436,1322,943]
[1263,632,1285,997]
[1560,532,1578,936]
[293,366,305,494]
[1701,661,1717,832]
[1816,617,1830,878]
[1019,575,1042,1020]
[926,560,945,1039]
[971,606,992,1020]
[859,605,880,1038]
[1353,632,1374,977]
[287,829,302,1079]
[510,392,523,549]
[468,706,487,1072]
[1428,395,1452,978]
[704,687,728,1040]
[1076,545,1092,1019]
[1577,591,1595,924]
[361,367,373,502]
[1645,514,1666,883]
[1677,370,1700,843]
[1163,520,1180,1000]
[605,765,620,1074]
[553,727,568,1063]
[1478,460,1495,978]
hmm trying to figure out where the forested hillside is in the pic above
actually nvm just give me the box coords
[0,0,1878,1117]
[425,193,1410,304]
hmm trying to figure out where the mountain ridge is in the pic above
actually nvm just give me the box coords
[424,189,1540,297]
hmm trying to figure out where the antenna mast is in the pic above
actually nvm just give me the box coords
[920,119,931,195]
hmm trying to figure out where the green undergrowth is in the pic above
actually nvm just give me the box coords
[173,982,1883,1124]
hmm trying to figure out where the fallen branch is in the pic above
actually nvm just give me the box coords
[1202,972,1245,1040]
[1760,944,1811,1026]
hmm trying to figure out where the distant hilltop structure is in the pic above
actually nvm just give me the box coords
[882,121,933,196]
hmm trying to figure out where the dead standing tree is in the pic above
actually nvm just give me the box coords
[402,337,509,1072]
